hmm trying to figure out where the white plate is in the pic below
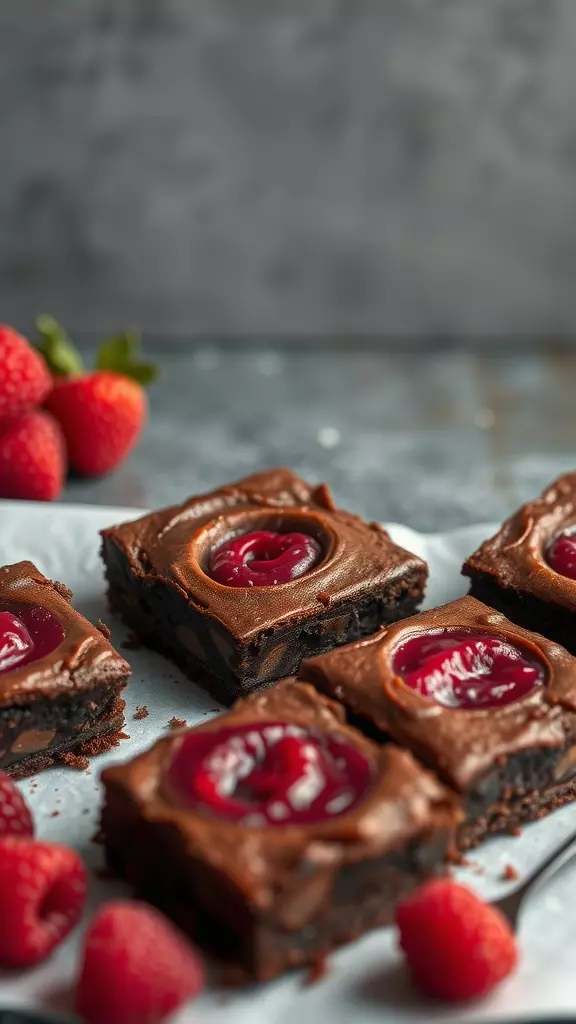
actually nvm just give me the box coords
[0,501,575,1023]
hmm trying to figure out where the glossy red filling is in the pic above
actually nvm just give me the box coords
[547,530,576,581]
[393,628,546,709]
[0,605,64,675]
[208,530,322,587]
[166,721,374,826]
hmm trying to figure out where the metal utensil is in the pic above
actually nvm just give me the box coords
[492,830,576,930]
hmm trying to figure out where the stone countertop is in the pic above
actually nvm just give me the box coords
[62,345,576,532]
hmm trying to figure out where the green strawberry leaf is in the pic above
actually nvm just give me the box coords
[95,328,159,387]
[35,314,84,375]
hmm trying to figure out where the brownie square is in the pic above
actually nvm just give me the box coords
[0,561,130,777]
[100,469,427,702]
[463,472,576,653]
[299,596,576,849]
[101,680,459,982]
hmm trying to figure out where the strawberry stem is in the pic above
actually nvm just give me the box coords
[35,315,84,376]
[35,316,158,387]
[95,329,158,387]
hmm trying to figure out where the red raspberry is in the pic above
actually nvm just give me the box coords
[0,772,34,837]
[0,410,66,501]
[76,901,204,1024]
[396,879,518,1001]
[0,837,86,966]
[0,325,52,419]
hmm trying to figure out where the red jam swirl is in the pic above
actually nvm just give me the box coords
[0,605,64,674]
[547,530,576,581]
[208,530,322,587]
[166,721,374,826]
[393,628,546,709]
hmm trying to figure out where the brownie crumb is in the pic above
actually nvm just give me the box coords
[317,592,331,606]
[168,717,187,730]
[510,826,522,837]
[50,810,60,818]
[502,863,519,882]
[59,752,90,771]
[52,579,73,602]
[304,955,330,985]
[96,619,112,640]
[134,705,149,721]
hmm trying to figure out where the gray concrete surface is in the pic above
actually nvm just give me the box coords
[62,345,576,531]
[3,0,576,339]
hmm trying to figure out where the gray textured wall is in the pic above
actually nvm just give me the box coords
[2,0,576,340]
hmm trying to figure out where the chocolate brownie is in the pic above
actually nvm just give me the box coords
[0,561,130,776]
[299,596,576,849]
[100,469,427,702]
[101,680,459,982]
[463,472,576,653]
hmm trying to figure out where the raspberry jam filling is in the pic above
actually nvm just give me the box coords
[393,628,546,709]
[166,721,374,825]
[0,605,64,674]
[208,530,322,587]
[547,530,576,580]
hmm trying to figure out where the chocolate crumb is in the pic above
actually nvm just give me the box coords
[96,619,111,641]
[50,810,60,818]
[134,705,149,721]
[317,592,331,606]
[502,863,519,882]
[168,717,187,730]
[52,579,73,602]
[510,826,522,837]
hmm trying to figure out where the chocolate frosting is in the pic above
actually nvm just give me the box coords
[102,681,459,921]
[0,561,130,706]
[299,596,576,791]
[101,469,427,641]
[463,473,576,608]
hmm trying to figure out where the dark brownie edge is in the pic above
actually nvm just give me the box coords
[2,685,126,778]
[327,703,576,851]
[102,534,425,702]
[467,570,576,654]
[102,780,451,982]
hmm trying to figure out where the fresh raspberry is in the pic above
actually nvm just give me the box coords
[0,326,52,419]
[396,879,518,1001]
[0,837,86,966]
[76,901,205,1024]
[0,772,34,837]
[0,410,66,501]
[47,371,148,477]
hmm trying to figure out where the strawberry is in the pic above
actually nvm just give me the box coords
[36,315,157,478]
[0,325,52,419]
[0,409,66,501]
[75,900,205,1024]
[396,879,518,1001]
[0,837,87,967]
